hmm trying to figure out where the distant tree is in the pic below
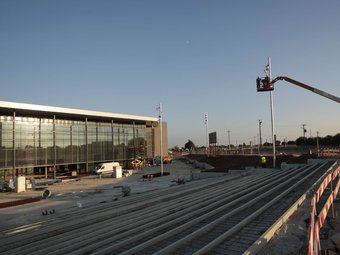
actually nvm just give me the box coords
[296,137,308,146]
[306,137,316,146]
[322,135,332,145]
[333,133,340,145]
[184,140,196,151]
[295,133,340,146]
[287,140,296,145]
[171,145,180,152]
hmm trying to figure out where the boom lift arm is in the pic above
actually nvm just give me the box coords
[256,75,340,103]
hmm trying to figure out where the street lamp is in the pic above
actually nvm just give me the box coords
[157,103,164,176]
[205,113,208,156]
[33,127,37,166]
[258,120,262,153]
[227,129,231,152]
[256,57,276,168]
[268,57,277,168]
[302,124,307,138]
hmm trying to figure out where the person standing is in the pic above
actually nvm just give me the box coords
[261,155,267,168]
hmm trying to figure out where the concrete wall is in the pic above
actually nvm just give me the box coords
[146,122,168,158]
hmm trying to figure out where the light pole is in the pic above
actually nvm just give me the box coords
[258,120,262,153]
[302,124,307,138]
[34,127,37,166]
[205,113,209,156]
[316,131,320,156]
[158,103,164,176]
[267,57,276,168]
[227,129,231,151]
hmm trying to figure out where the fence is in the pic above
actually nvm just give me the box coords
[318,147,340,158]
[308,160,340,255]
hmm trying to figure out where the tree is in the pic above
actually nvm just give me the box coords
[333,133,340,145]
[295,133,340,146]
[287,140,296,145]
[171,145,180,152]
[296,137,308,146]
[184,140,196,151]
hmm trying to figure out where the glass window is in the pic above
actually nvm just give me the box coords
[0,114,148,173]
[0,116,13,168]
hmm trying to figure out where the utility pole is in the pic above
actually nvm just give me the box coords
[302,124,307,138]
[267,57,276,168]
[258,120,262,152]
[316,131,320,156]
[157,103,164,176]
[227,129,231,151]
[205,113,208,155]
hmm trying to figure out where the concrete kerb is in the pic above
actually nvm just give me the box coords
[280,162,306,170]
[243,167,276,175]
[186,159,214,170]
[187,159,230,180]
[307,158,336,165]
[191,172,228,180]
[243,193,308,255]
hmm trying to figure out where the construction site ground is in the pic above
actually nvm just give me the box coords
[0,160,192,228]
[187,153,340,254]
[0,156,339,254]
[187,153,316,171]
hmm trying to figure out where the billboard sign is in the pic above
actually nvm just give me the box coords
[209,132,217,144]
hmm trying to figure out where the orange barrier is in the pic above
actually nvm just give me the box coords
[308,161,340,255]
[319,148,340,158]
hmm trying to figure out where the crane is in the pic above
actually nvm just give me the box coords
[256,75,340,103]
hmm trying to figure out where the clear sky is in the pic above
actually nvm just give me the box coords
[1,0,340,148]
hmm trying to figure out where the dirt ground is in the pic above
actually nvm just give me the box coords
[188,154,315,171]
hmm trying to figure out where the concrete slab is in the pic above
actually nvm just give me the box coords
[0,159,193,229]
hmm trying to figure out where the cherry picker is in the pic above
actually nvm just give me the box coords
[256,75,340,103]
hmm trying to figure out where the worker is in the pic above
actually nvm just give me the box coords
[261,155,267,168]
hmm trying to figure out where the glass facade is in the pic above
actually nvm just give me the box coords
[0,114,148,180]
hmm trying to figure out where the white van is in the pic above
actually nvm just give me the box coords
[94,162,121,176]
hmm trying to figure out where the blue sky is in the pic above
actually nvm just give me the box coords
[1,0,340,148]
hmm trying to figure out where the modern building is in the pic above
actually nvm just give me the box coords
[0,101,168,180]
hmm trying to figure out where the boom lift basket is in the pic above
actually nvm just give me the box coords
[256,76,274,92]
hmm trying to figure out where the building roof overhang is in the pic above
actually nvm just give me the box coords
[0,101,159,126]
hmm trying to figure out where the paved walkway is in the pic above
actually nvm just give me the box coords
[0,160,194,229]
